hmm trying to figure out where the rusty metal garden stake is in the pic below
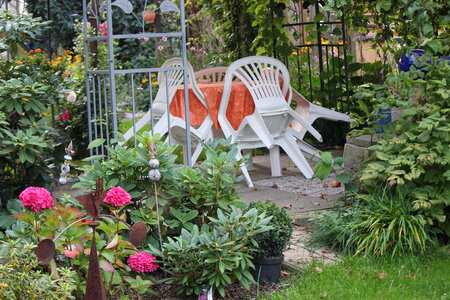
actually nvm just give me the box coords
[84,221,106,300]
[75,178,107,300]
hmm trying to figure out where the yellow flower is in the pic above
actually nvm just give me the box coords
[17,61,23,65]
[151,74,156,78]
[35,48,41,53]
[152,81,158,85]
[21,97,30,102]
[291,51,298,55]
[75,56,83,62]
[28,56,35,59]
[321,38,330,45]
[300,47,309,52]
[338,40,344,45]
[67,55,72,59]
[0,283,8,287]
[141,78,149,83]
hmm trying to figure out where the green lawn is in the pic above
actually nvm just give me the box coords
[263,247,450,300]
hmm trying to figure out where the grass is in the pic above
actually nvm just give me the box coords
[262,247,450,300]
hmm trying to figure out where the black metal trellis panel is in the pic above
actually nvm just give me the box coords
[280,1,350,113]
[82,0,192,166]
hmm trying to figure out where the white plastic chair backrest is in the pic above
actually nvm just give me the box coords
[155,58,208,110]
[220,56,291,114]
[194,66,228,83]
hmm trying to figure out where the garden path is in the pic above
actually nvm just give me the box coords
[238,153,343,269]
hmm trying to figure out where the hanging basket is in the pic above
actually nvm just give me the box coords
[142,10,156,24]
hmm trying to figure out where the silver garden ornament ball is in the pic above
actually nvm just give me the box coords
[148,169,161,181]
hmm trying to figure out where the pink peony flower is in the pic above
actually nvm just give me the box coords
[156,45,164,51]
[19,187,55,212]
[189,46,196,51]
[103,187,131,207]
[128,252,159,273]
[161,36,168,42]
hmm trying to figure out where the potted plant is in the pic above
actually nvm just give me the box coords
[244,200,293,283]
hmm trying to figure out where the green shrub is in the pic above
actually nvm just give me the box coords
[0,239,76,299]
[312,187,433,256]
[149,207,272,298]
[244,200,293,258]
[351,60,450,237]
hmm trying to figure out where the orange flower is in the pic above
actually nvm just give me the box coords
[63,72,70,76]
[152,81,158,85]
[75,56,83,62]
[64,50,71,55]
[35,48,41,53]
[29,49,35,53]
[17,61,23,65]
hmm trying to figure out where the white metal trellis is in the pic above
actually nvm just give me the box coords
[82,0,192,166]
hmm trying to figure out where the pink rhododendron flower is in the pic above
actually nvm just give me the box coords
[19,187,54,212]
[161,36,168,42]
[138,37,150,42]
[189,46,196,51]
[128,252,159,272]
[157,45,164,51]
[313,56,319,63]
[103,187,131,207]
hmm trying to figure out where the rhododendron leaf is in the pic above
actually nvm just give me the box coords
[130,222,147,247]
[36,238,55,265]
[12,211,34,226]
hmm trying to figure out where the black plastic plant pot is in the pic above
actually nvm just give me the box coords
[251,256,284,283]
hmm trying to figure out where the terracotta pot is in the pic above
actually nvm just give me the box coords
[142,10,156,24]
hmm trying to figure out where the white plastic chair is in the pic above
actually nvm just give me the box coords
[290,89,352,157]
[194,66,229,83]
[122,58,214,164]
[217,56,323,186]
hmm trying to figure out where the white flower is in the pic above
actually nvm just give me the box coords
[67,91,77,103]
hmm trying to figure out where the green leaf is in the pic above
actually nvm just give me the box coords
[88,138,106,149]
[335,173,350,184]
